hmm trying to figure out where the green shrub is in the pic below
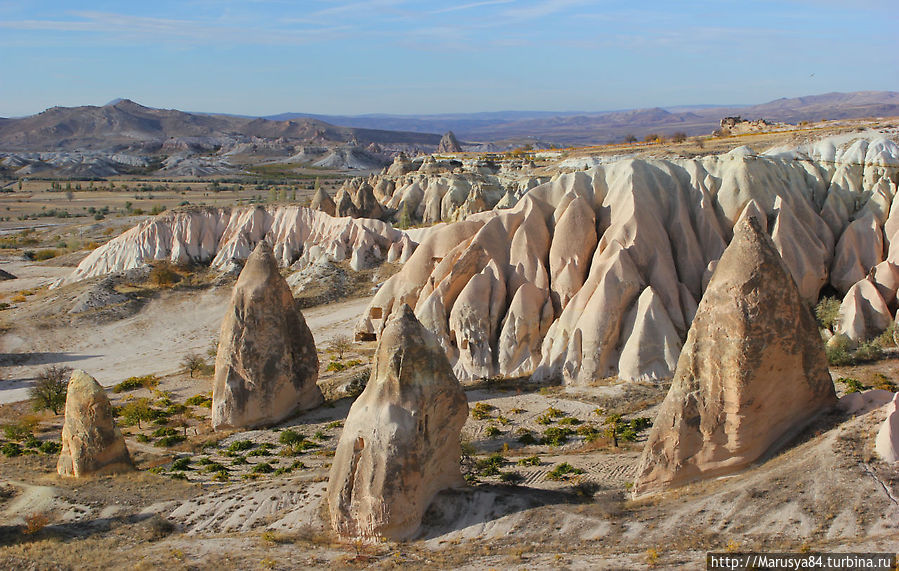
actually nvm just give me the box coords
[874,321,898,348]
[227,440,254,452]
[326,421,343,430]
[171,457,191,471]
[815,297,841,331]
[495,415,511,426]
[113,375,160,393]
[541,427,574,446]
[1,442,22,457]
[499,471,523,484]
[854,341,883,363]
[251,462,275,474]
[871,374,898,392]
[326,360,346,372]
[517,455,541,466]
[471,402,495,420]
[185,394,212,407]
[577,424,601,442]
[2,422,34,442]
[248,448,272,457]
[476,453,506,476]
[558,416,582,426]
[152,427,178,438]
[203,462,228,473]
[155,435,186,447]
[136,434,150,443]
[30,365,72,414]
[39,441,61,455]
[826,345,854,366]
[516,430,538,445]
[279,430,304,446]
[32,249,59,261]
[231,455,248,465]
[840,377,867,393]
[312,431,328,441]
[484,425,501,438]
[546,462,584,481]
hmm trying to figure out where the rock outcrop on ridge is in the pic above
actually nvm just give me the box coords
[56,205,416,287]
[875,392,899,464]
[327,305,468,541]
[357,136,899,384]
[437,131,463,153]
[630,216,838,496]
[57,370,133,477]
[212,242,322,430]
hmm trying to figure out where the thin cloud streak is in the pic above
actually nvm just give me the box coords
[0,11,351,46]
[432,0,515,14]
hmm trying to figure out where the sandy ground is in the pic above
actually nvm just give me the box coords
[0,261,372,403]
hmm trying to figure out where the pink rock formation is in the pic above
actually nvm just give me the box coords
[58,370,133,477]
[875,392,899,464]
[212,242,322,430]
[631,216,837,496]
[327,305,468,541]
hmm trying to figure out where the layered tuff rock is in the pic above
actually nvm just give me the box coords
[358,135,899,383]
[327,305,468,541]
[631,216,838,496]
[56,205,416,286]
[310,186,336,216]
[57,370,133,477]
[212,242,322,430]
[875,392,899,464]
[437,131,463,153]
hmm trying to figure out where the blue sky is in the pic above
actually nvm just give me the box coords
[1,0,896,117]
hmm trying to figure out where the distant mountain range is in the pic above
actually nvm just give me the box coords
[0,99,441,153]
[1,91,897,152]
[266,91,899,145]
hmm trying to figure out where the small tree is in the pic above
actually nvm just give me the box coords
[671,131,687,143]
[603,413,624,448]
[120,398,153,429]
[181,353,205,378]
[328,335,353,361]
[30,365,72,414]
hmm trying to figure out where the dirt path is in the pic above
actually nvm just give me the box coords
[0,290,373,404]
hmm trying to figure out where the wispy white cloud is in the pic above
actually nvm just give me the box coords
[432,0,515,14]
[0,11,350,46]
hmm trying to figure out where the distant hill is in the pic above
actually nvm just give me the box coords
[268,91,899,145]
[0,99,442,152]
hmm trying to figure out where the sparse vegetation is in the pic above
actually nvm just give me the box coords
[546,462,584,481]
[30,365,72,414]
[815,297,841,332]
[113,374,160,393]
[471,402,495,420]
[327,334,353,360]
[181,353,206,378]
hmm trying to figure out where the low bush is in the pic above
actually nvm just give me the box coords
[470,402,495,420]
[251,462,275,474]
[39,441,61,455]
[541,427,574,446]
[517,455,541,466]
[279,430,304,446]
[227,440,254,452]
[113,375,160,393]
[171,457,191,471]
[1,442,22,457]
[155,435,186,447]
[185,394,212,407]
[546,462,584,481]
[484,424,502,438]
[516,429,538,445]
[475,453,506,476]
